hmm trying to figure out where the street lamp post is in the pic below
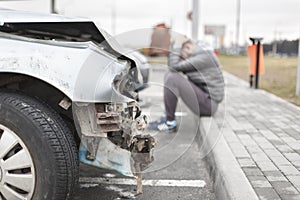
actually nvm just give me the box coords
[111,0,116,35]
[51,0,57,14]
[235,0,241,52]
[192,0,200,41]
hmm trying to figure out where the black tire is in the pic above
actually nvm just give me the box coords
[0,91,79,200]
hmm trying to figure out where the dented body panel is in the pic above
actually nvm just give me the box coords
[0,34,132,103]
[0,9,155,183]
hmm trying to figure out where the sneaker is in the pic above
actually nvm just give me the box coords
[148,117,177,133]
[151,116,167,124]
[148,116,166,129]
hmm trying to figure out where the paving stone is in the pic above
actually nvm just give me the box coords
[270,128,283,133]
[271,181,299,195]
[251,153,271,162]
[238,135,257,146]
[260,130,281,141]
[252,123,268,130]
[227,115,244,131]
[284,153,300,162]
[247,131,261,137]
[264,123,277,130]
[247,176,272,188]
[281,137,297,143]
[246,146,264,154]
[264,171,288,182]
[276,132,290,138]
[282,128,300,140]
[276,145,294,153]
[234,130,248,135]
[269,140,285,146]
[287,176,300,192]
[228,142,251,158]
[269,155,291,166]
[277,165,300,176]
[264,149,283,157]
[237,158,257,167]
[289,142,300,151]
[254,188,281,200]
[279,194,300,200]
[252,136,269,144]
[256,161,278,172]
[242,167,264,176]
[223,128,240,143]
[263,171,283,176]
[274,132,289,138]
[293,161,300,168]
[256,141,276,150]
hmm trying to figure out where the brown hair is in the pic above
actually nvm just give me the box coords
[182,40,193,48]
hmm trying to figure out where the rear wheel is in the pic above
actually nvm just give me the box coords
[0,91,78,200]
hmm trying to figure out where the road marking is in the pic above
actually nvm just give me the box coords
[79,177,206,188]
[143,112,188,117]
[140,92,163,97]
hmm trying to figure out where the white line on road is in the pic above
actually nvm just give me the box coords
[140,92,163,97]
[142,112,188,117]
[79,177,206,188]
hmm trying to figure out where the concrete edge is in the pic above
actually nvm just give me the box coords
[197,117,259,200]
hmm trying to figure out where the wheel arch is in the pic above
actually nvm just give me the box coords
[0,72,78,140]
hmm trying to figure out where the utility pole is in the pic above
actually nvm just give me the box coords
[111,0,116,35]
[192,0,200,41]
[51,0,57,14]
[235,0,241,52]
[296,30,300,95]
[272,29,278,55]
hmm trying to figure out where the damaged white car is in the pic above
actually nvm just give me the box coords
[0,9,155,200]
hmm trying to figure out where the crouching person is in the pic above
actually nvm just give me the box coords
[149,40,225,132]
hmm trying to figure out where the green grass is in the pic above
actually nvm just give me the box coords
[219,55,300,106]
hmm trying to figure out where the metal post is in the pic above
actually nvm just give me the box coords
[51,0,56,14]
[192,0,200,41]
[235,0,241,52]
[296,32,300,95]
[250,75,254,87]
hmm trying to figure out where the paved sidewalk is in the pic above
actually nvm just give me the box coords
[216,72,300,200]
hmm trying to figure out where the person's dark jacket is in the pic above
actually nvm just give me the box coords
[168,43,225,103]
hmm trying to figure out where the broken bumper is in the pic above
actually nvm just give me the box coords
[75,102,155,177]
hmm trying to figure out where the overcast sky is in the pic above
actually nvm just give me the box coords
[0,0,299,47]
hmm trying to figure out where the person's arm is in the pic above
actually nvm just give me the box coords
[169,51,212,73]
[168,48,181,68]
[168,49,196,73]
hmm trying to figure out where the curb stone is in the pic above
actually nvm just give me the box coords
[197,117,259,200]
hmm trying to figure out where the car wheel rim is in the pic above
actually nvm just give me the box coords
[0,125,35,200]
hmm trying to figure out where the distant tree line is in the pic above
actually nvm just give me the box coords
[263,39,299,56]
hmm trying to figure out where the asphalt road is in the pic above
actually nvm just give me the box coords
[75,64,215,200]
